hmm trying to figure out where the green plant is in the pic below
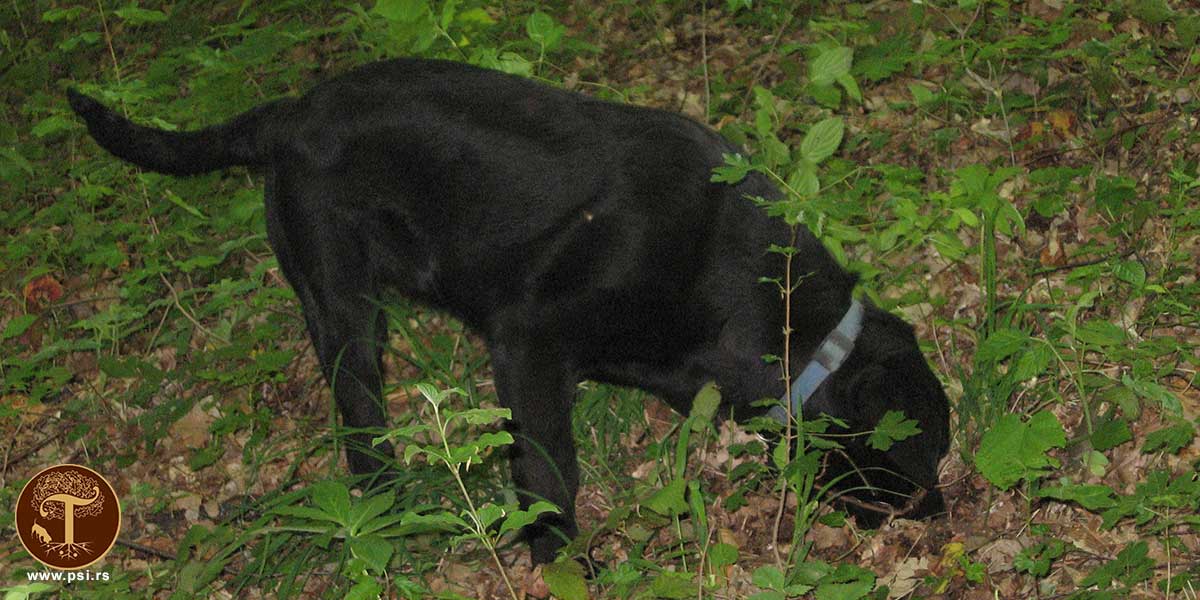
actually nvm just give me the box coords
[379,383,558,599]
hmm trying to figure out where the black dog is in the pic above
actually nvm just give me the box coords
[68,58,949,564]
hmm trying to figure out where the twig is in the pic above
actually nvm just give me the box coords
[835,487,929,520]
[114,537,175,561]
[2,419,75,474]
[1031,246,1137,277]
[770,227,798,568]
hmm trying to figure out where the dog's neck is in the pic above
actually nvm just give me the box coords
[768,298,864,423]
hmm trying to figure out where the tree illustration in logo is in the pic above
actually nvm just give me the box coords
[29,470,105,561]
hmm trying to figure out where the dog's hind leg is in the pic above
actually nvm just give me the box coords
[264,171,394,484]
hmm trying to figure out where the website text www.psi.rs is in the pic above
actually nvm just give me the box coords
[26,570,111,583]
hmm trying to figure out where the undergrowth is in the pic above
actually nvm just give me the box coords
[1,1,1197,598]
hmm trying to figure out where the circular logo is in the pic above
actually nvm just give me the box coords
[15,464,121,570]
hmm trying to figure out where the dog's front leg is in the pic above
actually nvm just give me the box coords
[488,335,580,565]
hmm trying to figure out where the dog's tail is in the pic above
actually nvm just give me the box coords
[67,89,288,175]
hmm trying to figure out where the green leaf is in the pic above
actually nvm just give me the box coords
[311,481,352,524]
[1112,259,1146,288]
[651,571,695,599]
[42,7,84,21]
[372,0,426,22]
[31,115,76,138]
[788,160,820,197]
[399,510,469,532]
[835,72,861,103]
[1090,418,1132,451]
[272,505,341,523]
[542,558,588,600]
[1123,374,1182,414]
[457,406,511,425]
[975,411,1066,490]
[800,117,844,164]
[708,542,739,571]
[1010,343,1053,380]
[1074,320,1126,347]
[1080,541,1153,588]
[345,578,383,600]
[165,190,206,219]
[752,565,786,590]
[690,381,721,431]
[439,0,458,29]
[1013,539,1066,577]
[975,328,1029,363]
[815,580,875,600]
[499,500,559,535]
[1130,0,1174,24]
[114,6,168,25]
[475,503,505,530]
[0,146,34,177]
[348,535,393,574]
[867,410,922,451]
[1038,483,1118,510]
[526,11,565,51]
[350,492,396,534]
[2,314,37,340]
[810,46,853,87]
[644,478,688,517]
[909,83,936,106]
[816,564,875,600]
[1142,419,1196,454]
[711,153,753,184]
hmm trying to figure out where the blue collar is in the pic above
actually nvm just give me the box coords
[768,299,865,423]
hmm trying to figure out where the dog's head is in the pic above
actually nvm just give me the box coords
[801,303,950,525]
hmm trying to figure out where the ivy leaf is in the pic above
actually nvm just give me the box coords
[975,411,1066,490]
[867,410,922,451]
